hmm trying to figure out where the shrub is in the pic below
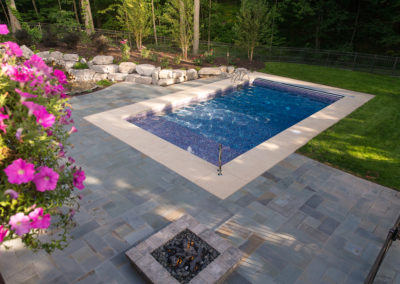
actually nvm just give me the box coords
[27,26,42,44]
[14,29,33,46]
[91,34,109,53]
[173,55,182,65]
[0,28,86,253]
[203,49,215,63]
[96,79,113,87]
[120,39,130,61]
[150,52,159,62]
[42,27,58,47]
[160,57,169,68]
[61,31,80,49]
[72,62,88,69]
[141,48,151,59]
[193,56,203,66]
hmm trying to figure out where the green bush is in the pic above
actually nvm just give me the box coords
[173,55,182,65]
[96,79,113,87]
[91,34,110,53]
[151,52,159,62]
[61,32,80,49]
[193,57,203,66]
[72,62,88,69]
[161,57,169,68]
[141,48,151,59]
[42,27,58,47]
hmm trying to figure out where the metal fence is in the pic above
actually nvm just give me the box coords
[30,24,400,76]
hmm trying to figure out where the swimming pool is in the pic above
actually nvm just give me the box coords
[128,79,342,166]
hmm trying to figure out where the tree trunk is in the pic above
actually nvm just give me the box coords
[72,0,80,24]
[57,0,62,10]
[7,0,21,33]
[350,0,361,48]
[179,0,186,59]
[193,0,200,55]
[270,0,277,50]
[81,0,94,34]
[208,0,211,51]
[32,0,39,18]
[151,0,158,45]
[315,14,321,49]
[0,0,10,27]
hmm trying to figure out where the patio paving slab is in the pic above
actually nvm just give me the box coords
[1,78,399,284]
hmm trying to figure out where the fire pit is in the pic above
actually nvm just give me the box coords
[151,229,220,283]
[126,215,242,284]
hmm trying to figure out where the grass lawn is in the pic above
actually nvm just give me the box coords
[260,62,400,190]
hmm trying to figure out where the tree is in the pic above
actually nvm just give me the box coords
[7,0,21,33]
[151,0,158,45]
[100,0,151,50]
[193,0,200,55]
[235,0,270,61]
[81,0,95,34]
[164,0,193,59]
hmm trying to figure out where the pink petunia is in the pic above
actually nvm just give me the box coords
[9,213,31,236]
[32,166,59,192]
[33,107,56,128]
[0,24,9,35]
[16,128,23,141]
[3,42,23,57]
[4,158,35,184]
[53,69,67,85]
[15,88,37,99]
[0,111,8,133]
[29,208,51,229]
[68,126,78,135]
[24,54,53,77]
[4,189,19,199]
[22,101,41,115]
[73,169,86,190]
[0,225,8,243]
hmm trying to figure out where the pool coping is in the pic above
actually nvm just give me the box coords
[84,72,374,199]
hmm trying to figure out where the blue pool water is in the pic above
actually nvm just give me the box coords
[129,79,341,165]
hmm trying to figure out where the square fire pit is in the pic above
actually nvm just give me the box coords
[126,215,242,284]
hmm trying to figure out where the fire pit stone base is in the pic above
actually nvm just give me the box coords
[126,215,242,284]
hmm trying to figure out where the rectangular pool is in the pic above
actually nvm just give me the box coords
[128,79,342,166]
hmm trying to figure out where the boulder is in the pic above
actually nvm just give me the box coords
[135,75,153,85]
[36,51,50,60]
[63,53,79,62]
[87,60,94,69]
[80,58,87,64]
[174,76,185,83]
[64,61,76,70]
[93,73,108,81]
[20,45,34,59]
[107,73,128,82]
[92,55,114,65]
[90,64,119,74]
[186,69,198,80]
[49,51,63,61]
[198,67,222,77]
[159,69,173,79]
[136,64,156,77]
[172,69,186,79]
[118,62,136,74]
[151,67,161,85]
[227,66,235,74]
[125,74,140,82]
[219,66,227,72]
[158,78,176,86]
[69,69,95,81]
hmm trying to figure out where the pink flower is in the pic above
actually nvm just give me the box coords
[68,126,78,135]
[33,166,59,192]
[0,24,9,35]
[4,65,34,83]
[4,158,35,184]
[9,213,31,236]
[24,55,53,77]
[29,208,51,229]
[3,42,23,57]
[68,157,75,164]
[15,88,37,99]
[33,106,55,128]
[53,69,67,85]
[73,169,86,190]
[46,130,53,136]
[22,101,41,115]
[0,225,8,243]
[4,189,19,199]
[0,111,9,133]
[120,39,127,44]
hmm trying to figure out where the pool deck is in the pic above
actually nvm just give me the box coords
[0,76,399,284]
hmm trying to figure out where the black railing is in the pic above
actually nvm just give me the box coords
[365,215,400,284]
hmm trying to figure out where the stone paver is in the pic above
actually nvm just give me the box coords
[1,78,399,284]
